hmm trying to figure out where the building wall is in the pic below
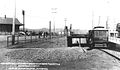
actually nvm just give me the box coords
[0,24,20,35]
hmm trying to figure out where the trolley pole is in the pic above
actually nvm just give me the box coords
[12,0,16,45]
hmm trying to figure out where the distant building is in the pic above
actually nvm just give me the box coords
[0,17,23,35]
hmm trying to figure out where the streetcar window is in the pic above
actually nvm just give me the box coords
[72,38,87,44]
[110,33,118,37]
[115,33,118,37]
[110,33,114,37]
[72,38,79,44]
[94,31,108,37]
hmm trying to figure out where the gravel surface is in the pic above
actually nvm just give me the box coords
[5,47,85,63]
[3,48,120,70]
[1,37,120,70]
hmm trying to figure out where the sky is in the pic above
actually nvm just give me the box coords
[0,0,120,30]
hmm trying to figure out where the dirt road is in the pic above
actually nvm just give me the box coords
[0,37,120,70]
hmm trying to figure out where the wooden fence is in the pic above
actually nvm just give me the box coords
[6,35,63,48]
[7,35,46,47]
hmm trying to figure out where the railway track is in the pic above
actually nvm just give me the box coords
[100,48,120,61]
[89,44,120,61]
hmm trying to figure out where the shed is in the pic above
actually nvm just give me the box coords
[0,17,23,34]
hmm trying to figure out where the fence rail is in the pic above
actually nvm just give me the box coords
[6,35,63,48]
[7,35,47,47]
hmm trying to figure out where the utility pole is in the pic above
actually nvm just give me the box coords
[51,8,57,33]
[70,24,72,35]
[22,10,25,32]
[12,0,16,45]
[54,21,55,33]
[70,24,72,30]
[64,18,67,27]
[106,16,109,29]
[64,18,68,36]
[49,21,51,39]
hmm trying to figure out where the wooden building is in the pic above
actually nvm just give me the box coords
[0,17,23,35]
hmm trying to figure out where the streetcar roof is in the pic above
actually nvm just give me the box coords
[93,26,104,29]
[93,28,108,30]
[93,26,108,30]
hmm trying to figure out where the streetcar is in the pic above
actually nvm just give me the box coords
[88,26,109,47]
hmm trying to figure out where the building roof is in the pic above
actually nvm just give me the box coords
[0,17,23,25]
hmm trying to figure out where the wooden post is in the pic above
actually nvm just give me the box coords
[35,35,37,41]
[7,36,9,47]
[79,38,80,47]
[30,35,32,42]
[12,35,15,45]
[67,36,72,47]
[25,35,26,43]
[17,35,19,44]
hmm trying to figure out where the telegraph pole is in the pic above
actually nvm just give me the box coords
[12,0,16,45]
[22,10,25,32]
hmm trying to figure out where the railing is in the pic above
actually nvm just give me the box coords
[109,36,120,44]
